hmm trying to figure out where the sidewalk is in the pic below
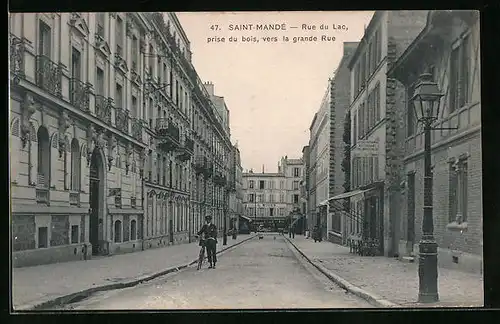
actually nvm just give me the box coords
[12,234,256,310]
[288,236,483,307]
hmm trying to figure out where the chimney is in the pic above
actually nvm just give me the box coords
[204,81,215,96]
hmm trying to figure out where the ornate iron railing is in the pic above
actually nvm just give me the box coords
[115,107,129,130]
[10,34,26,83]
[36,55,62,97]
[70,78,91,111]
[131,118,143,139]
[95,95,112,124]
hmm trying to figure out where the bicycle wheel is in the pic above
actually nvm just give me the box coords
[197,247,205,270]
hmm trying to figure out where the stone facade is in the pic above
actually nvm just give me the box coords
[9,12,232,267]
[388,11,482,273]
[326,42,358,244]
[346,10,428,256]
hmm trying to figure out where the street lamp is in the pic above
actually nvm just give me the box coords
[411,72,444,303]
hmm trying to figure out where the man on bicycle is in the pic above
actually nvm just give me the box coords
[197,215,218,269]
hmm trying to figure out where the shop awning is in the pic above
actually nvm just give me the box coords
[239,215,253,222]
[318,189,370,206]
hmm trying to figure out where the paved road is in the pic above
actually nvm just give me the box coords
[58,235,373,309]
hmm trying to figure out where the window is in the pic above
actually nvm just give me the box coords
[70,139,81,190]
[71,225,79,244]
[294,168,300,177]
[270,194,274,202]
[39,21,51,57]
[115,83,123,108]
[115,17,123,57]
[270,208,274,217]
[293,181,299,190]
[96,13,105,38]
[132,36,138,70]
[353,113,357,146]
[449,159,468,223]
[71,47,81,80]
[249,193,254,203]
[131,96,138,118]
[280,180,284,189]
[294,194,299,204]
[130,219,137,240]
[374,83,380,124]
[259,208,265,216]
[38,227,48,248]
[259,180,265,189]
[169,70,173,96]
[114,220,122,242]
[37,127,50,188]
[280,208,285,216]
[95,67,105,97]
[148,45,154,74]
[280,193,284,202]
[449,35,471,113]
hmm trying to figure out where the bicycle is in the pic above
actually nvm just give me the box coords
[195,235,206,270]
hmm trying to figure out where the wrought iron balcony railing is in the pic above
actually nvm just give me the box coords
[131,118,143,139]
[194,156,206,175]
[70,78,91,111]
[10,34,26,84]
[176,136,194,162]
[36,55,62,97]
[95,95,112,124]
[115,107,129,130]
[204,161,214,178]
[155,118,180,152]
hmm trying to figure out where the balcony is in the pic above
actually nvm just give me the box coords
[36,55,62,97]
[131,118,143,139]
[10,34,26,84]
[115,107,129,130]
[70,78,91,111]
[204,161,214,178]
[194,156,206,175]
[214,172,226,187]
[176,136,194,162]
[95,95,112,124]
[155,118,180,152]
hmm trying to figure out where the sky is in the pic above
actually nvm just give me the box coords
[176,11,374,173]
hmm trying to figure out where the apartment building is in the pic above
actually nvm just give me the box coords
[388,11,481,272]
[345,10,428,256]
[9,12,232,267]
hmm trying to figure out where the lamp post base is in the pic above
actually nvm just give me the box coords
[418,239,439,303]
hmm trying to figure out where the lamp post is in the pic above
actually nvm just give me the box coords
[411,72,444,303]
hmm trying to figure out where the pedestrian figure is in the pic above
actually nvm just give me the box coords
[197,215,218,269]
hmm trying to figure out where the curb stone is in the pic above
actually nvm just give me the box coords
[284,236,399,308]
[16,234,258,311]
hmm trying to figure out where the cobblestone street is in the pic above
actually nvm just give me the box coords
[55,235,372,310]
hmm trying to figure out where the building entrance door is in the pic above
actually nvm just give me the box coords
[89,149,104,255]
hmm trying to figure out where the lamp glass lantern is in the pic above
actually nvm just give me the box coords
[410,73,444,123]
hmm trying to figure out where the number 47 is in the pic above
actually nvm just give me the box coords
[210,25,220,31]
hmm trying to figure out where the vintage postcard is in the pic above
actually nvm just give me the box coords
[9,10,482,310]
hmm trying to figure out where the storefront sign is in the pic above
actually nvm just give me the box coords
[353,140,379,156]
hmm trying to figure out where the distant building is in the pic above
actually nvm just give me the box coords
[306,42,358,243]
[228,144,244,233]
[388,11,481,273]
[242,156,304,229]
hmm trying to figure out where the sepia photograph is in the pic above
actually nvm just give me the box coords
[9,10,482,311]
